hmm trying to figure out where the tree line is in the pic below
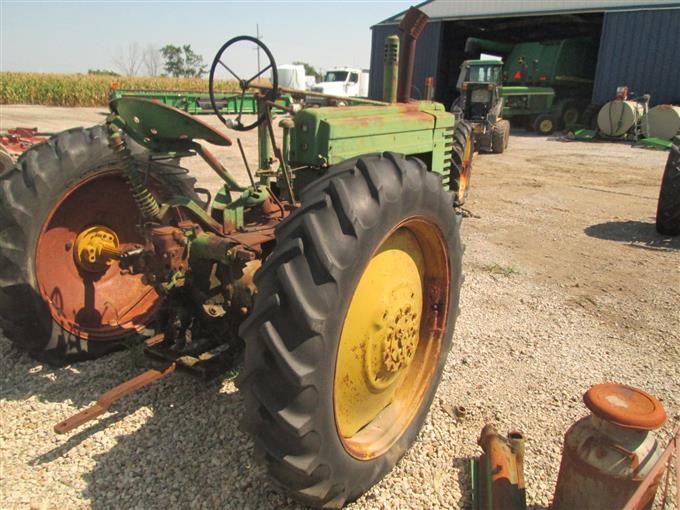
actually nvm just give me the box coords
[112,43,207,78]
[111,43,322,81]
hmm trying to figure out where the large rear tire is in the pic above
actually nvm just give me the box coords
[656,137,680,236]
[0,125,197,363]
[239,152,462,508]
[450,120,474,206]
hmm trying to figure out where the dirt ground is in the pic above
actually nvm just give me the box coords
[0,104,678,509]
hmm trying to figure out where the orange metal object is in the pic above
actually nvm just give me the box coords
[584,383,667,430]
[35,172,160,340]
[0,127,48,158]
[477,424,527,510]
[54,360,176,434]
[622,429,680,510]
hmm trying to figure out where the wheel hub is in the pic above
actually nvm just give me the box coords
[73,225,120,273]
[335,229,424,438]
[367,291,420,389]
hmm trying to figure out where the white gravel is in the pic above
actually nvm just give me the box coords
[0,107,678,509]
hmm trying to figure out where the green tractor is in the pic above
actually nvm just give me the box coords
[0,9,473,508]
[465,36,598,135]
[451,59,510,154]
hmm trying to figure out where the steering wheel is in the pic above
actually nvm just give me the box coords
[209,35,279,131]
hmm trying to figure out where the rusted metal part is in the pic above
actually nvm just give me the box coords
[193,142,244,192]
[425,76,435,101]
[35,172,160,341]
[236,138,256,187]
[622,428,680,510]
[552,384,667,510]
[0,127,48,161]
[54,359,176,434]
[475,425,527,510]
[584,383,667,430]
[150,226,188,273]
[397,7,429,103]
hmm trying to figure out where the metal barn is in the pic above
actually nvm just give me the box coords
[369,0,680,108]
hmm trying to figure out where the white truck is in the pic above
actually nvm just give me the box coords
[306,67,370,105]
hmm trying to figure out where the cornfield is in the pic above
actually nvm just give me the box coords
[0,73,239,106]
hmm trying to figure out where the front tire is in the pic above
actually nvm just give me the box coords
[0,125,197,363]
[450,120,474,206]
[533,113,557,135]
[491,120,510,154]
[239,153,463,508]
[656,137,680,236]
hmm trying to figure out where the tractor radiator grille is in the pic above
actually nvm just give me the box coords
[441,126,453,188]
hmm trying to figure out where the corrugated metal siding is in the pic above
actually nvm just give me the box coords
[378,0,679,25]
[593,8,680,105]
[369,22,442,100]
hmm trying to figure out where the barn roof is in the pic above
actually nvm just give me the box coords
[375,0,680,26]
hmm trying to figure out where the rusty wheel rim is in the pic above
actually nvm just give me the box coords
[35,172,159,341]
[333,217,450,459]
[458,133,473,201]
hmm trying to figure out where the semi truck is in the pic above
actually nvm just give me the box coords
[306,67,370,105]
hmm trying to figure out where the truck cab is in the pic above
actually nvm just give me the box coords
[306,67,369,104]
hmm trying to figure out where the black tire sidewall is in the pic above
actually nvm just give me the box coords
[656,137,680,236]
[311,159,460,500]
[0,125,195,361]
[241,153,463,506]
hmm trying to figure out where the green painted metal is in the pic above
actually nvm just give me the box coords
[109,89,293,115]
[503,38,597,88]
[383,35,400,103]
[637,137,673,150]
[470,37,597,89]
[466,37,597,123]
[500,86,554,96]
[574,128,597,140]
[500,86,555,119]
[110,97,232,151]
[288,101,454,175]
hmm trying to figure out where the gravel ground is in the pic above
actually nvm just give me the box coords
[1,106,678,509]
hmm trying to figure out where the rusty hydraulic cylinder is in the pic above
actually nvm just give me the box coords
[54,362,176,434]
[383,35,399,103]
[476,425,527,510]
[397,7,429,103]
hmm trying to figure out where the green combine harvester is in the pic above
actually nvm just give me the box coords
[464,36,598,134]
[0,8,474,508]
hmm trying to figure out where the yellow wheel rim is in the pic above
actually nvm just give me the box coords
[539,119,553,133]
[334,218,450,459]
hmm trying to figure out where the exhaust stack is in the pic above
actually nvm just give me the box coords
[397,7,429,103]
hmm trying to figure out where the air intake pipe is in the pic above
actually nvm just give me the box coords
[397,7,429,103]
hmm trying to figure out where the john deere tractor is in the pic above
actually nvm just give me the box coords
[0,9,473,508]
[451,59,510,154]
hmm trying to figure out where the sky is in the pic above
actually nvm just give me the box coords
[0,1,414,75]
